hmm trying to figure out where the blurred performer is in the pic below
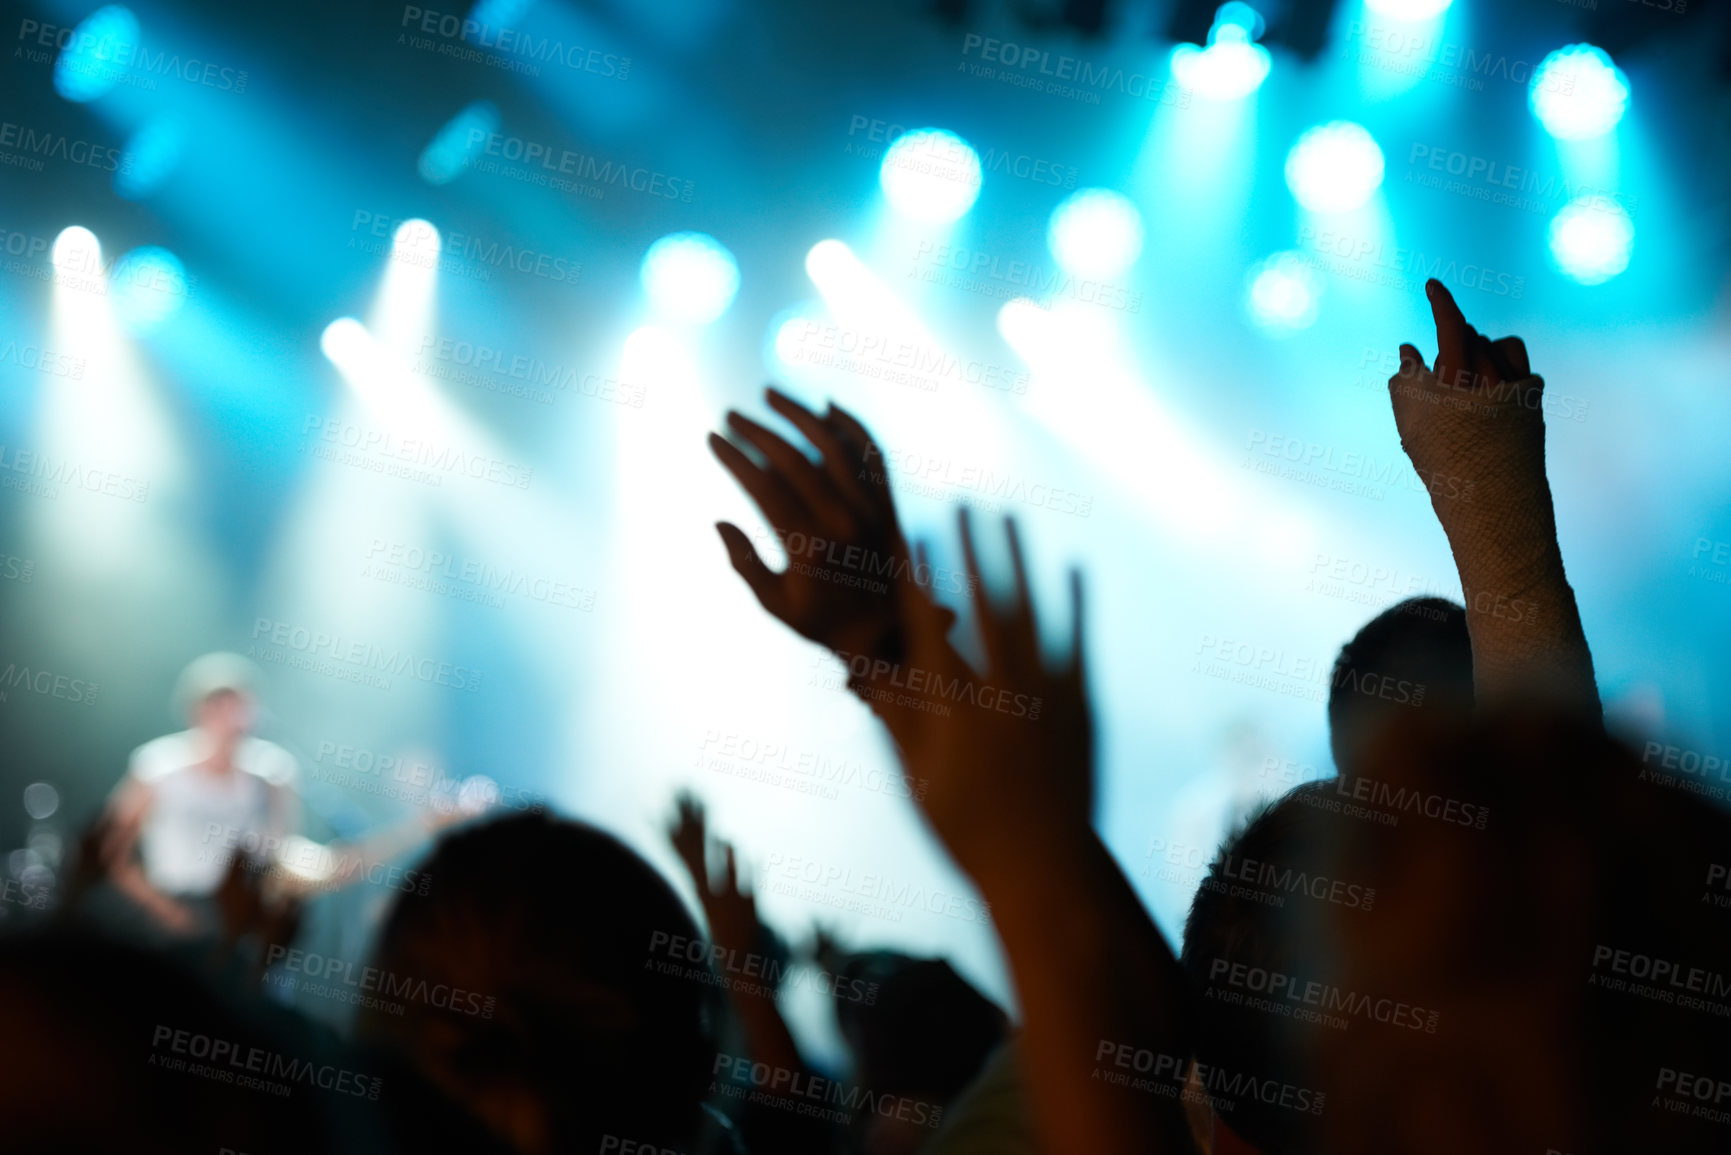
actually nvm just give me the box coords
[101,653,298,936]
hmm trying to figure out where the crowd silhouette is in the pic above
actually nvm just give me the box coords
[7,281,1729,1155]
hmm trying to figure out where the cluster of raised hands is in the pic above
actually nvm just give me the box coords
[704,280,1598,1155]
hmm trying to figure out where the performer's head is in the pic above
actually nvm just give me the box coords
[173,652,260,743]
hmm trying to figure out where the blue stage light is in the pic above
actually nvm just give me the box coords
[111,247,190,333]
[1285,122,1384,213]
[53,5,139,102]
[418,101,501,185]
[1365,0,1451,19]
[1047,189,1145,280]
[879,129,982,223]
[1245,252,1323,335]
[1547,196,1633,285]
[115,118,185,200]
[1213,1,1264,37]
[1170,4,1271,101]
[1530,45,1629,141]
[640,232,740,324]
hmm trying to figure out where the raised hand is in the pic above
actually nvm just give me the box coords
[1388,279,1597,711]
[1407,277,1534,398]
[664,792,806,1082]
[885,510,1093,879]
[665,791,761,960]
[867,512,1197,1155]
[667,790,709,884]
[709,388,951,663]
[1388,280,1549,531]
[700,841,762,963]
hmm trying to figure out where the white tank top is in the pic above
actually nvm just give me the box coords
[126,730,298,896]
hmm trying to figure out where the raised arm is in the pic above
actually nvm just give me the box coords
[878,511,1198,1155]
[665,792,803,1076]
[1387,280,1598,715]
[711,403,1198,1153]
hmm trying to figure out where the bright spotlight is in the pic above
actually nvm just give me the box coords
[640,232,740,324]
[805,239,854,283]
[1285,122,1384,213]
[1245,251,1323,335]
[115,118,186,201]
[1047,189,1145,279]
[361,220,441,355]
[1170,5,1272,101]
[879,129,982,223]
[801,238,926,348]
[49,227,105,331]
[1547,196,1633,285]
[52,226,101,272]
[418,101,501,185]
[394,218,440,256]
[1365,0,1451,18]
[53,5,139,102]
[110,247,190,333]
[320,317,371,366]
[1530,45,1629,141]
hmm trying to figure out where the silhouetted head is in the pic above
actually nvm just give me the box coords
[1180,781,1342,1153]
[356,811,718,1155]
[825,950,1006,1155]
[1175,597,1473,1148]
[1326,597,1473,777]
[833,950,1007,1102]
[0,929,367,1155]
[1306,709,1731,1152]
[1183,709,1731,1154]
